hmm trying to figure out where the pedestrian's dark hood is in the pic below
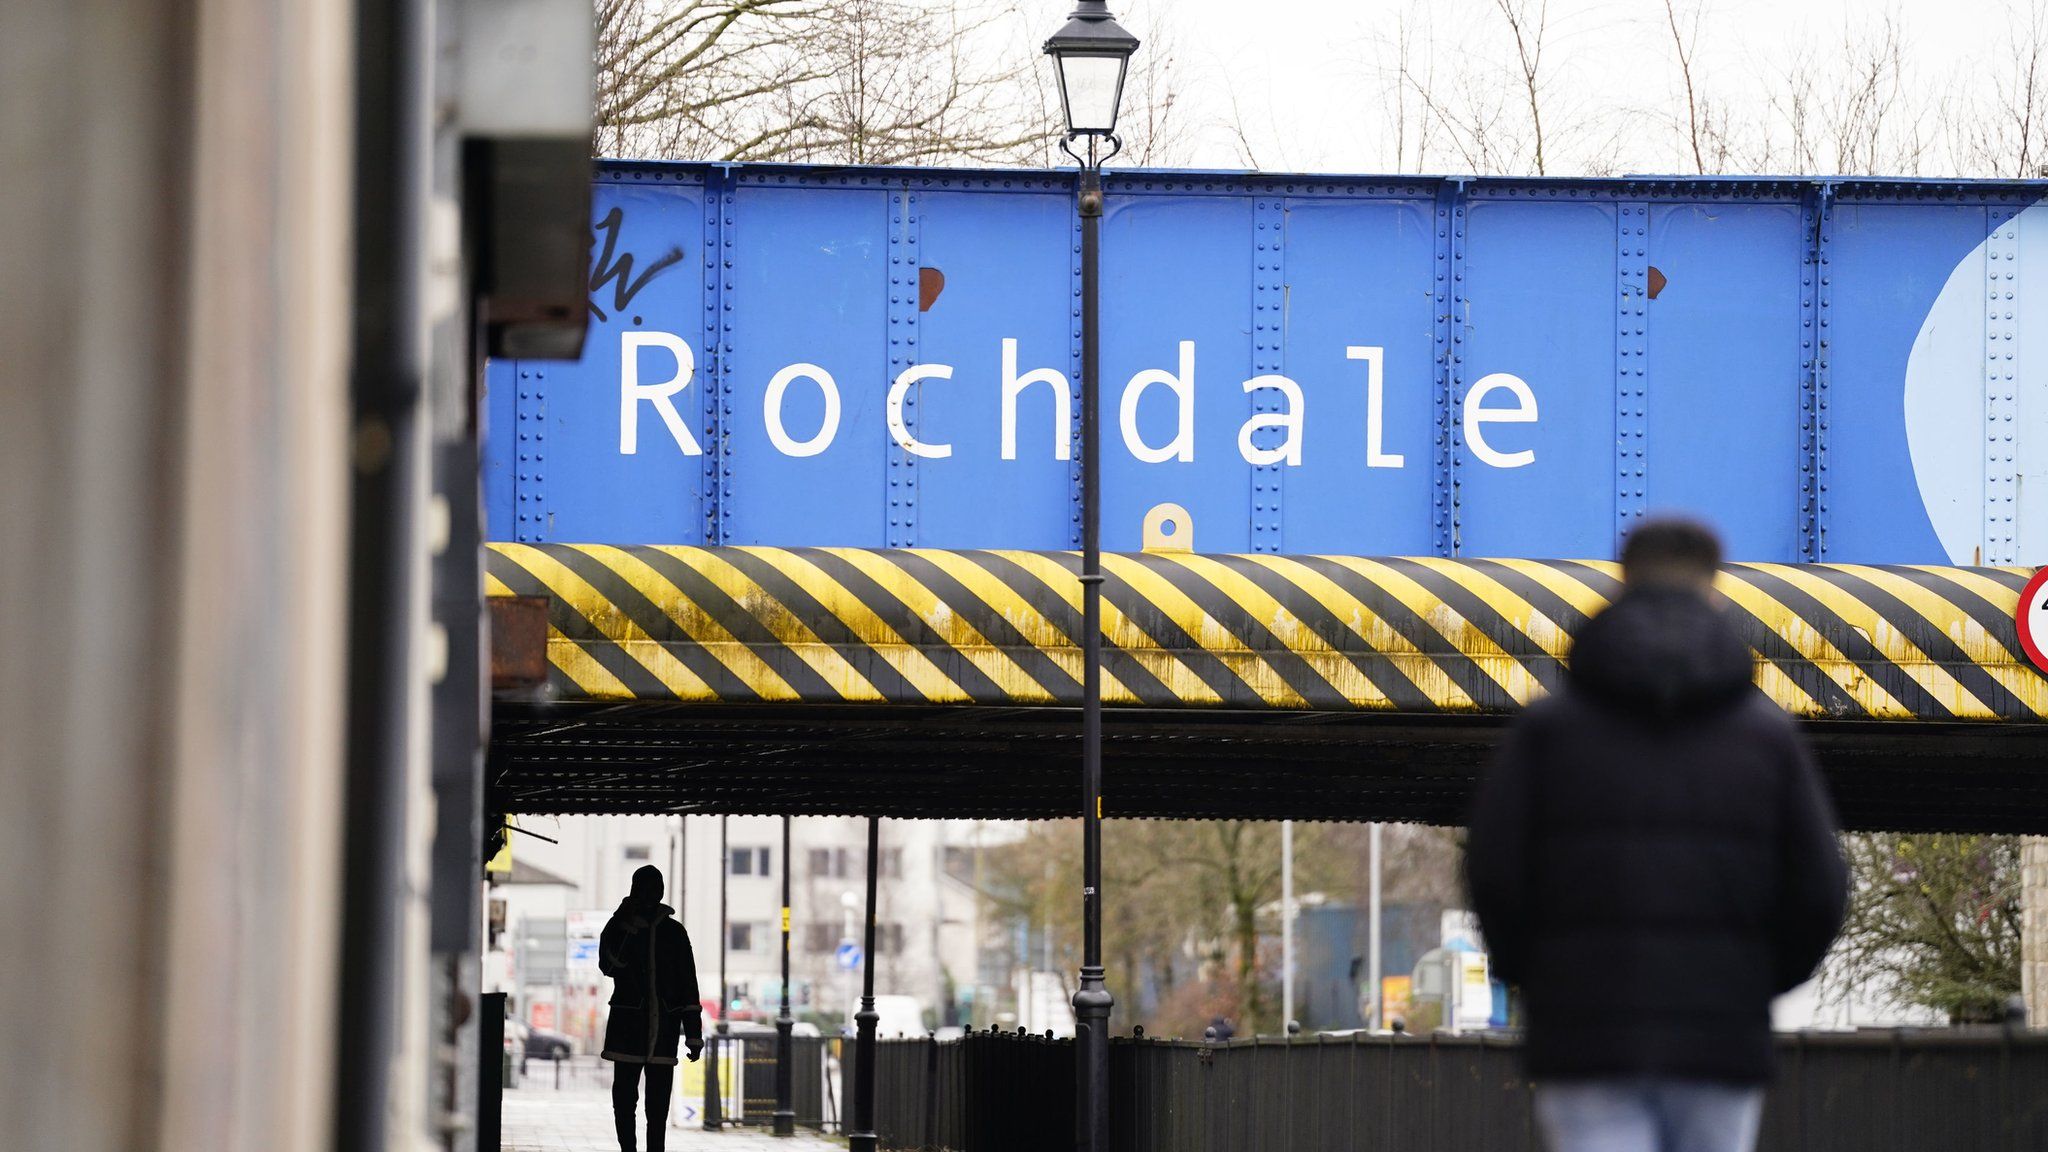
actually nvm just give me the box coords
[1566,588,1755,718]
[616,896,674,924]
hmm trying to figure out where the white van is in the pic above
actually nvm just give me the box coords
[871,995,927,1038]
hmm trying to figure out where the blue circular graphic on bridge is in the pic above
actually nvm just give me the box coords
[1904,199,2043,566]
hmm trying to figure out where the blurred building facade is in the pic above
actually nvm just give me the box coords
[485,815,1019,1044]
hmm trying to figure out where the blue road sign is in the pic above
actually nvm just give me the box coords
[836,941,862,971]
[484,163,2048,567]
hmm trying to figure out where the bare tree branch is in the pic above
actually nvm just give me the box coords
[1662,0,1706,174]
[1495,0,1550,175]
[1953,0,2048,177]
[597,0,1089,166]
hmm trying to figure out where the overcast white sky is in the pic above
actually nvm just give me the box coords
[1035,0,2037,176]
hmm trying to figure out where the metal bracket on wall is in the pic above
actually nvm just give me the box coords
[486,596,550,690]
[1616,201,1650,542]
[703,167,732,546]
[1431,181,1468,558]
[1251,196,1286,553]
[887,187,923,549]
[1798,184,1834,561]
[514,364,548,543]
[1986,211,2021,566]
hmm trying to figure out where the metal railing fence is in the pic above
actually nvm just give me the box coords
[725,1033,836,1130]
[499,1034,841,1131]
[508,1052,612,1091]
[865,1027,2048,1152]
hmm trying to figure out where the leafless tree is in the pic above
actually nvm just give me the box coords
[600,0,1194,170]
[1758,43,1822,174]
[1376,5,1441,174]
[1353,0,1518,174]
[759,0,1046,165]
[1494,0,1551,175]
[1747,11,1929,177]
[1753,9,1928,177]
[1218,73,1268,170]
[1099,0,1191,168]
[1211,38,1319,173]
[1660,0,1712,174]
[1647,0,1770,175]
[1953,0,2048,177]
[1366,0,1611,178]
[1387,24,1516,176]
[599,0,1069,165]
[1823,11,1928,175]
[1361,1,1462,174]
[595,0,827,160]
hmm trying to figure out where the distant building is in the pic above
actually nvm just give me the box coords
[483,856,590,1044]
[483,814,1016,1045]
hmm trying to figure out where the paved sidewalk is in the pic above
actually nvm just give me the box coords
[503,1087,843,1151]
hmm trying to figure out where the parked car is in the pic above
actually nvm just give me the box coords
[524,1026,575,1060]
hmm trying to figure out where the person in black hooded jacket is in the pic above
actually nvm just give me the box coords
[599,865,702,1152]
[1466,517,1847,1152]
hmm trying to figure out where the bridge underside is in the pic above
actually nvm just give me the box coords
[485,544,2048,832]
[489,702,2048,832]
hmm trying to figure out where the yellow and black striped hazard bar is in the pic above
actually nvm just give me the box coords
[485,543,2048,723]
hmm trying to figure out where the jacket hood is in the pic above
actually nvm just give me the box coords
[1566,588,1754,718]
[616,896,674,922]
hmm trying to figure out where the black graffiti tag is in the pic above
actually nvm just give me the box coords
[589,206,684,322]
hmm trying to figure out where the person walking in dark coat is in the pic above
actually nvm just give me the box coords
[1466,517,1848,1152]
[600,865,702,1152]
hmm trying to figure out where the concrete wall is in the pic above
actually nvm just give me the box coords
[0,1,352,1148]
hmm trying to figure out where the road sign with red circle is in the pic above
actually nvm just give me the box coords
[2018,568,2048,675]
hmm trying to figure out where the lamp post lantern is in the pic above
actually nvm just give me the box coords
[1043,7,1137,1152]
[1045,1,1139,139]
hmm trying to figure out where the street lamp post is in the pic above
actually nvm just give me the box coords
[847,816,881,1152]
[705,815,728,1129]
[1368,821,1382,1031]
[775,814,795,1136]
[1042,7,1137,1152]
[1282,819,1295,1031]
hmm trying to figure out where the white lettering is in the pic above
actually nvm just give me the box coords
[1000,339,1072,461]
[888,364,954,459]
[1346,345,1404,468]
[617,337,1548,471]
[1464,372,1539,468]
[1238,374,1305,466]
[619,331,701,455]
[764,363,841,457]
[1120,340,1197,463]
